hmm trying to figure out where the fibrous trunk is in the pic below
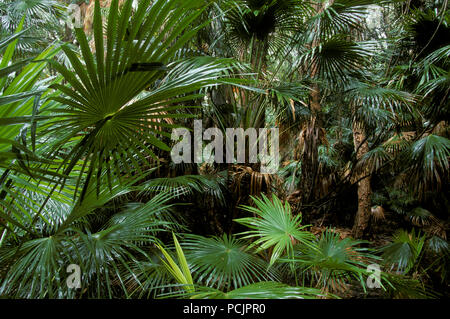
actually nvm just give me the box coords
[351,121,372,238]
[298,76,323,203]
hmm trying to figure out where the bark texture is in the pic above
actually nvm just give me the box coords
[351,121,372,238]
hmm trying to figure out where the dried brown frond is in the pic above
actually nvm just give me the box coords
[231,165,277,197]
[327,227,352,240]
[310,225,326,237]
[286,189,302,212]
[371,205,386,223]
[393,172,409,189]
[431,121,449,137]
[425,218,447,240]
[383,131,416,154]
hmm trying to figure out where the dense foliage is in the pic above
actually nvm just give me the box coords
[0,0,448,299]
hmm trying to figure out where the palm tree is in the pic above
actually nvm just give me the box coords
[344,78,416,238]
[291,0,380,206]
[345,2,450,240]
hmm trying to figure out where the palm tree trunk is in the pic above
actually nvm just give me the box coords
[351,121,372,238]
[299,116,321,204]
[84,0,126,35]
[249,37,269,130]
[298,62,322,205]
[298,1,328,206]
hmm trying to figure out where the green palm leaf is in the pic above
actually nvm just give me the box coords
[308,0,381,40]
[235,193,315,265]
[141,174,226,204]
[161,281,329,299]
[0,234,69,298]
[290,230,382,292]
[156,233,195,293]
[380,229,426,274]
[405,134,450,194]
[298,36,374,83]
[182,233,281,290]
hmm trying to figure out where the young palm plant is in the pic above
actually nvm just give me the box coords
[0,176,177,298]
[182,233,281,291]
[288,229,381,294]
[155,233,328,299]
[379,228,426,275]
[235,193,316,266]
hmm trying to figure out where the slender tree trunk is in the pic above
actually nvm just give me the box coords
[298,1,328,206]
[351,120,372,238]
[298,57,322,205]
[299,116,321,204]
[249,37,269,130]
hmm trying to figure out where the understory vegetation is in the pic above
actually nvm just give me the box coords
[0,0,448,299]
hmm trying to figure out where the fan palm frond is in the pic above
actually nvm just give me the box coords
[142,174,226,204]
[407,207,437,226]
[291,229,381,293]
[405,134,450,194]
[123,247,174,298]
[0,177,177,298]
[235,193,315,265]
[346,79,416,125]
[0,233,70,298]
[0,0,65,56]
[298,37,374,84]
[355,145,392,174]
[307,0,382,41]
[182,233,281,290]
[380,229,426,274]
[224,0,308,52]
